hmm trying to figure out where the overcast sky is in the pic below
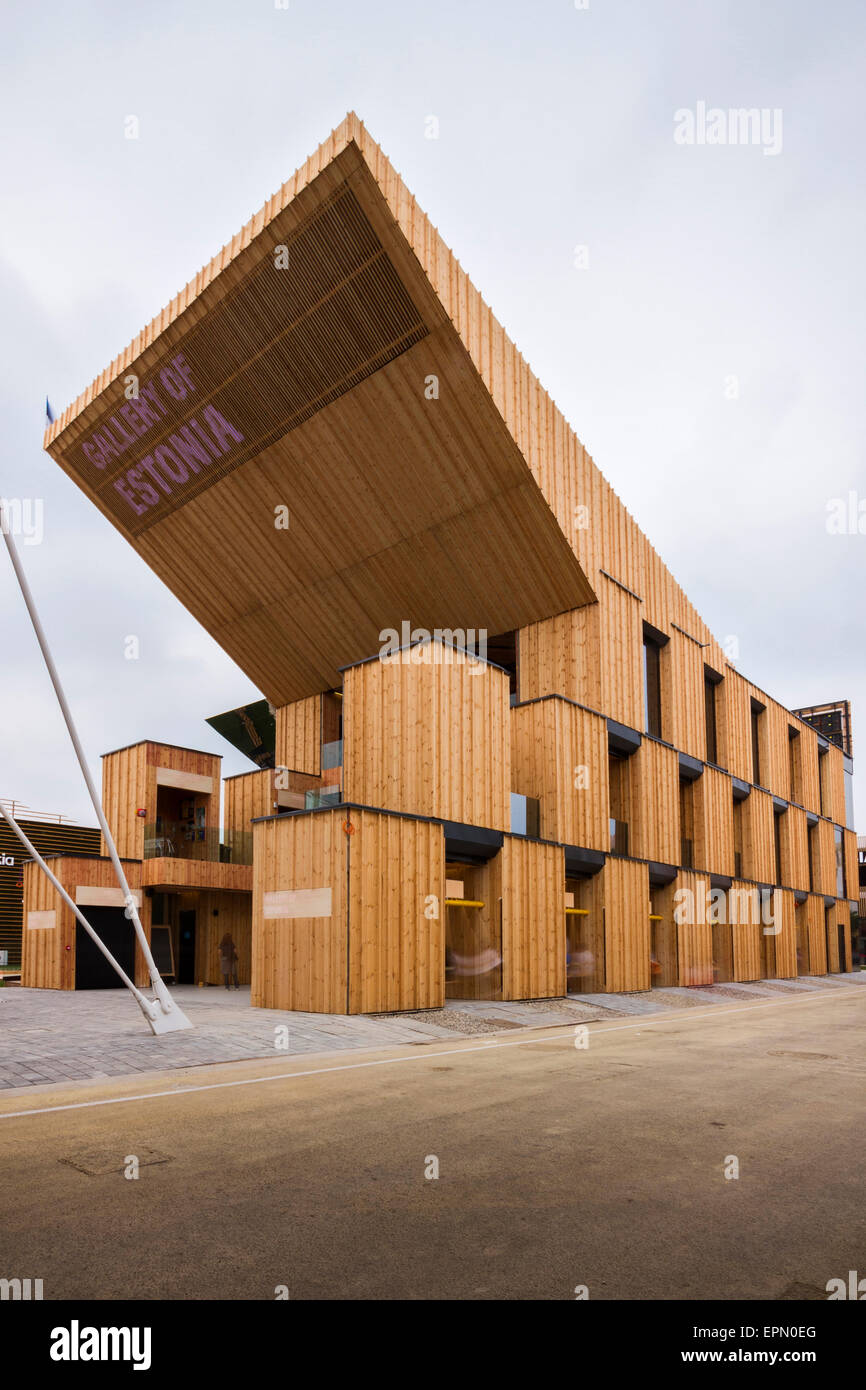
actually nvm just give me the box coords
[1,0,864,828]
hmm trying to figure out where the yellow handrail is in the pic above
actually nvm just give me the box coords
[445,898,485,907]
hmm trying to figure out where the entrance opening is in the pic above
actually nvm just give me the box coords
[565,876,604,993]
[649,883,678,987]
[177,909,197,984]
[837,920,847,973]
[444,861,501,1000]
[795,900,809,975]
[75,906,135,989]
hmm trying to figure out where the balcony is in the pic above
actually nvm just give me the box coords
[144,822,252,866]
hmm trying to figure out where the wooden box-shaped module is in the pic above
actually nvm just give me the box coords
[252,806,445,1014]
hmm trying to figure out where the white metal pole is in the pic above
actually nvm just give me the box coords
[1,803,160,1025]
[1,504,191,1033]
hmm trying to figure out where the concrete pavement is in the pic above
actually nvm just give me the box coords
[0,984,864,1299]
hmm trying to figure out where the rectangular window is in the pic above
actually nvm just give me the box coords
[680,779,694,868]
[704,674,718,765]
[732,796,744,879]
[750,700,765,786]
[807,823,816,893]
[608,754,630,856]
[643,636,662,739]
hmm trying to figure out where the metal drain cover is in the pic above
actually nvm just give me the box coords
[59,1146,172,1175]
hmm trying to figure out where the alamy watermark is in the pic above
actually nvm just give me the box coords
[378,622,488,671]
[0,498,44,545]
[674,102,783,157]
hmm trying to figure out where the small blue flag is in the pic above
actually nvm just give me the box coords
[45,397,54,427]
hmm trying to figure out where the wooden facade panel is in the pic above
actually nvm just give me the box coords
[517,606,601,711]
[823,744,847,828]
[782,806,810,894]
[252,810,347,1013]
[721,670,753,785]
[675,871,714,986]
[598,583,643,730]
[348,809,444,1014]
[275,696,322,775]
[602,857,650,993]
[497,836,565,1001]
[797,727,821,815]
[141,859,252,892]
[742,789,776,884]
[668,631,705,761]
[510,697,608,850]
[730,880,763,982]
[804,893,828,975]
[195,891,253,986]
[224,770,275,832]
[628,738,680,865]
[813,818,837,898]
[769,889,798,979]
[21,856,144,991]
[692,766,735,877]
[344,645,510,831]
[843,829,858,906]
[101,742,221,860]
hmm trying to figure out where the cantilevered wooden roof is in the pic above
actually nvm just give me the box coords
[45,115,596,705]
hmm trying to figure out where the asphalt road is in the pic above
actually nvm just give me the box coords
[0,988,863,1300]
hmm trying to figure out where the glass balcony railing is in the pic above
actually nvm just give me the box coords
[322,739,343,771]
[143,823,253,866]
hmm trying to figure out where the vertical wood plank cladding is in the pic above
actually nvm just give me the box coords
[101,742,221,858]
[741,789,776,884]
[797,728,821,815]
[252,810,347,1012]
[649,879,679,986]
[517,605,602,710]
[224,770,274,832]
[510,698,608,850]
[770,889,798,978]
[722,671,753,784]
[195,891,253,985]
[627,739,680,865]
[598,584,643,729]
[668,632,705,761]
[843,830,858,905]
[348,809,444,1013]
[813,818,837,898]
[763,703,791,801]
[782,806,810,893]
[692,767,734,876]
[101,743,147,858]
[804,894,828,974]
[675,871,714,986]
[498,836,565,1001]
[602,857,650,993]
[22,856,143,990]
[274,696,322,775]
[824,745,847,827]
[730,880,763,981]
[343,646,510,831]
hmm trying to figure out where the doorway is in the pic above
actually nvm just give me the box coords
[837,921,847,973]
[178,909,197,984]
[75,907,135,989]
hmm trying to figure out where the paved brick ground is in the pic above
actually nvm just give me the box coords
[0,973,861,1091]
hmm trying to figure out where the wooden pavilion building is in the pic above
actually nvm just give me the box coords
[24,114,857,1009]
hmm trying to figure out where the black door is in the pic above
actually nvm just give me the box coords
[75,907,136,989]
[837,922,847,973]
[178,910,196,984]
